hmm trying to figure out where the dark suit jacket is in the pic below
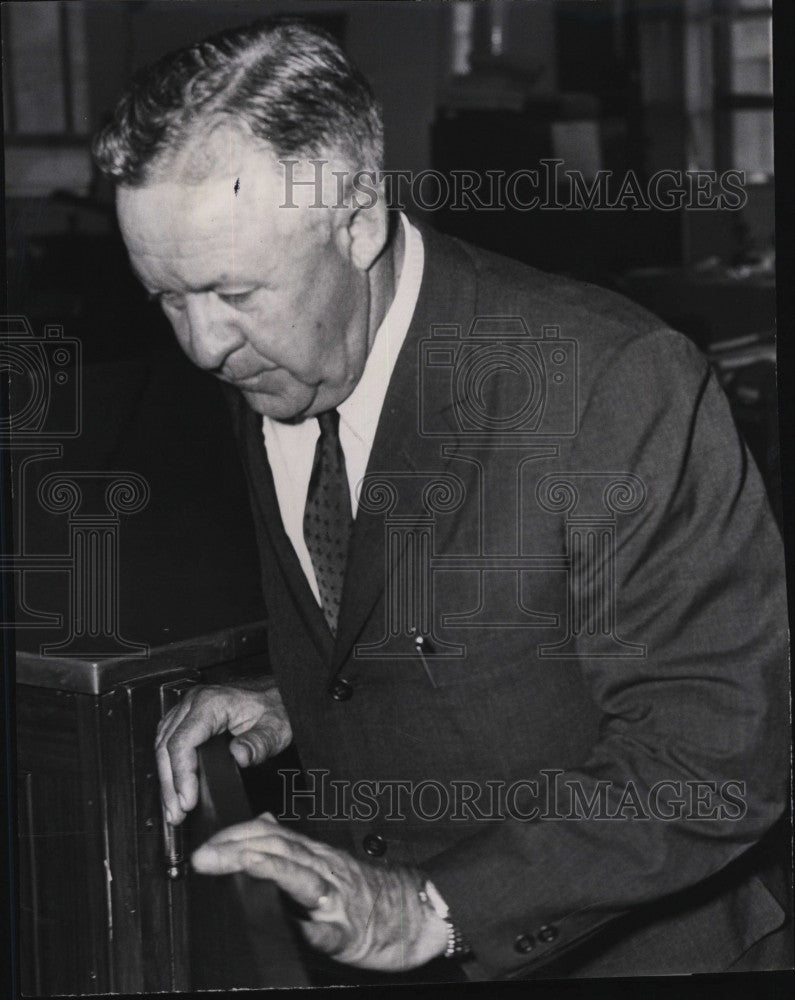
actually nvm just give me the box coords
[223,223,790,979]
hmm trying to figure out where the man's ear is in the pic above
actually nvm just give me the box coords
[338,203,389,272]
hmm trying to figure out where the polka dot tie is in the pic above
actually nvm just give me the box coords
[303,410,352,635]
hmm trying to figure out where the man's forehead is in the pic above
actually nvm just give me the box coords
[118,169,282,241]
[116,163,334,256]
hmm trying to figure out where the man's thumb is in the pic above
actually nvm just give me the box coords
[229,734,267,767]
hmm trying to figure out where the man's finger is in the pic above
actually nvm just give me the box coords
[198,821,334,873]
[155,686,207,752]
[155,695,193,748]
[155,740,183,825]
[238,852,332,911]
[193,832,321,877]
[164,734,199,815]
[166,698,229,811]
[200,815,276,846]
[155,690,205,823]
[200,815,343,866]
[229,729,271,767]
[242,814,351,867]
[299,918,346,956]
[192,837,332,911]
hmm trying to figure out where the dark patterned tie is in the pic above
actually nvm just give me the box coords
[303,410,352,635]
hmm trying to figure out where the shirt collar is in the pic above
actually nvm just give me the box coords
[337,213,424,447]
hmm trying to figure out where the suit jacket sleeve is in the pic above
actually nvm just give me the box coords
[422,328,789,977]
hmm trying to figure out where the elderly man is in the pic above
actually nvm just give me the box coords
[93,18,790,984]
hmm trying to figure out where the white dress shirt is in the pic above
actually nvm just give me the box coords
[262,213,425,604]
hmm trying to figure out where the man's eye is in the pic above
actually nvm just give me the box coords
[151,292,186,311]
[218,290,255,307]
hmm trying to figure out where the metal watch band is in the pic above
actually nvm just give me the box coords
[418,879,474,960]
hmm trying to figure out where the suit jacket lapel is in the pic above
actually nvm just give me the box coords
[332,227,479,671]
[230,396,335,663]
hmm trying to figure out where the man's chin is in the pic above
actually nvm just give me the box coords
[239,387,312,421]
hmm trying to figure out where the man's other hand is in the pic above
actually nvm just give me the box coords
[191,813,449,970]
[155,680,292,825]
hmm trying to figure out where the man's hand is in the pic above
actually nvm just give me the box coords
[191,813,449,971]
[155,680,292,825]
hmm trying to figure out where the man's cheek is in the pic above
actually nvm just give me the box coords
[168,317,196,359]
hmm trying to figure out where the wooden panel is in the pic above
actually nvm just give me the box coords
[17,771,40,996]
[129,679,172,992]
[98,685,143,992]
[75,694,113,993]
[16,686,81,772]
[132,675,196,992]
[16,687,109,995]
[99,674,196,992]
[16,643,275,993]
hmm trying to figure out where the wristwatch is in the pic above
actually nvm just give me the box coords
[418,878,474,960]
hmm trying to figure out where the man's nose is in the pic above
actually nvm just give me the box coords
[184,294,243,371]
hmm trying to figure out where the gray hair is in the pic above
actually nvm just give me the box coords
[92,18,384,186]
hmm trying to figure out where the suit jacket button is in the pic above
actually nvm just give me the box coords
[538,925,559,944]
[514,933,535,954]
[328,678,353,701]
[362,834,387,857]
